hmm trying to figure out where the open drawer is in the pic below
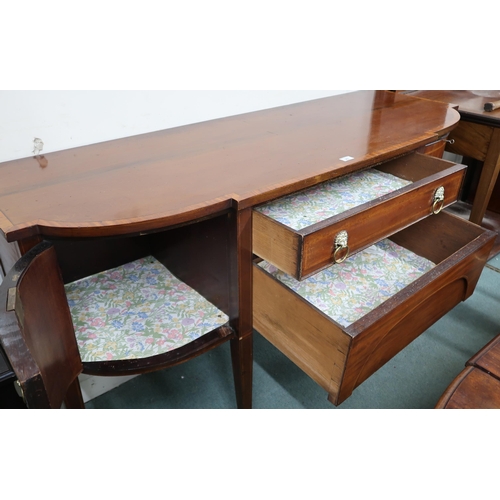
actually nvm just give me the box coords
[253,212,495,406]
[253,152,466,280]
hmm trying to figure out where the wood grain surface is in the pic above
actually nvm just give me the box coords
[0,91,459,241]
[436,367,500,409]
[468,333,500,380]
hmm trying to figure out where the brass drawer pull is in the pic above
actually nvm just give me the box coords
[333,230,350,264]
[433,187,445,215]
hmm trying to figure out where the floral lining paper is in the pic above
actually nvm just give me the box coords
[65,257,229,363]
[259,239,435,328]
[255,169,412,231]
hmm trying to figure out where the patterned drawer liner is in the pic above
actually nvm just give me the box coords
[255,169,412,231]
[65,256,229,363]
[258,239,435,328]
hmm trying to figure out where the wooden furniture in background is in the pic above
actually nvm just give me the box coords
[0,90,493,408]
[437,333,500,409]
[407,91,500,227]
[436,367,500,409]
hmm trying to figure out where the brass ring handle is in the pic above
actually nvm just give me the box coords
[333,230,349,264]
[432,186,445,215]
[333,245,350,264]
[433,198,444,215]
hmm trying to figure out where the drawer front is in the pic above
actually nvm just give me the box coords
[253,212,495,406]
[417,136,448,158]
[253,153,467,280]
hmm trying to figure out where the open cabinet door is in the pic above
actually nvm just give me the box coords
[0,241,83,408]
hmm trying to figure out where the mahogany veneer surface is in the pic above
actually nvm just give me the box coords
[0,91,459,242]
[436,367,500,409]
[468,334,500,380]
[437,334,500,409]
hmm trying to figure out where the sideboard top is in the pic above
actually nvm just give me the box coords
[0,90,460,241]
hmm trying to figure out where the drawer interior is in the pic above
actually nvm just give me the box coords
[253,211,495,405]
[376,152,459,182]
[256,212,488,331]
[255,168,411,231]
[388,209,486,265]
[255,153,459,232]
[258,238,435,329]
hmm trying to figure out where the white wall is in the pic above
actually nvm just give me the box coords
[0,90,354,163]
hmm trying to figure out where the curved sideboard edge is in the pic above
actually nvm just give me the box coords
[3,198,236,242]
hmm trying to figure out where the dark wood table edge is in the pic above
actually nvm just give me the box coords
[436,332,500,409]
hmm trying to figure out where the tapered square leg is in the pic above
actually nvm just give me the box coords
[230,333,253,409]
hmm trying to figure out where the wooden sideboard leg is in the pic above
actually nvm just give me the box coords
[63,378,85,409]
[230,333,253,409]
[470,128,500,224]
[229,207,254,409]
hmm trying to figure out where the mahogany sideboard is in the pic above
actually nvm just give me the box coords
[0,91,495,408]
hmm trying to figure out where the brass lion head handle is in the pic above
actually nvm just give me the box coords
[333,230,350,264]
[433,186,445,215]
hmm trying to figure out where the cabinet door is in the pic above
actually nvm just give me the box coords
[0,241,82,409]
